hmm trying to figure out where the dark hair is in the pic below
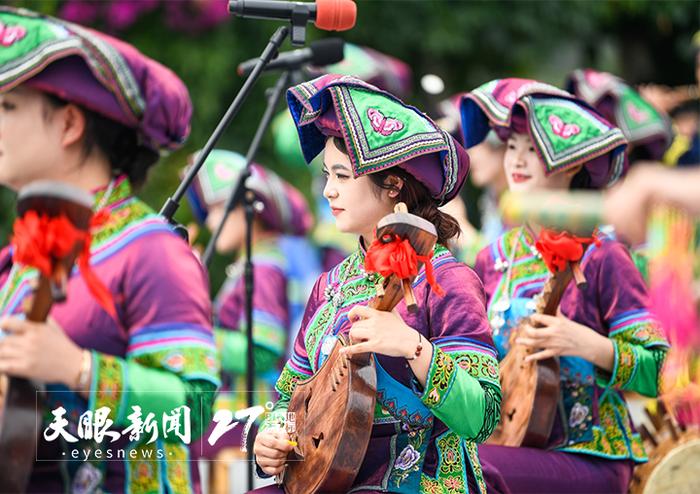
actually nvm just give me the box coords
[42,93,159,188]
[569,166,592,190]
[331,137,460,245]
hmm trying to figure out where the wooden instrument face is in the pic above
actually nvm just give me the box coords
[0,181,93,492]
[631,403,700,494]
[487,266,578,448]
[283,336,377,494]
[281,203,437,494]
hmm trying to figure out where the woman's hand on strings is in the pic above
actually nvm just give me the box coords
[516,311,614,371]
[253,427,294,476]
[341,305,420,359]
[0,316,83,386]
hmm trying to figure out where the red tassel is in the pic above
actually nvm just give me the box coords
[365,234,444,295]
[11,210,117,319]
[535,228,599,274]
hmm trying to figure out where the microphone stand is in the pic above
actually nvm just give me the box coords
[159,24,289,233]
[157,23,299,492]
[201,69,293,491]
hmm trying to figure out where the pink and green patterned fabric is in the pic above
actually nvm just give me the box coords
[565,69,672,161]
[0,6,191,152]
[287,74,469,205]
[460,78,629,189]
[185,149,313,236]
[310,43,412,99]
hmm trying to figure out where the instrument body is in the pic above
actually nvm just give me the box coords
[488,261,585,448]
[0,182,93,491]
[281,204,437,494]
[631,403,700,494]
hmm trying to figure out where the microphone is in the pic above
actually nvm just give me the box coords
[229,0,357,34]
[237,38,344,77]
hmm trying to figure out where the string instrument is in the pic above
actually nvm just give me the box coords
[0,181,94,492]
[278,203,438,494]
[487,236,589,448]
[631,401,700,494]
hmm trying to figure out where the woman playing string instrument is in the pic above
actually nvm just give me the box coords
[252,74,502,493]
[0,7,219,492]
[460,78,670,493]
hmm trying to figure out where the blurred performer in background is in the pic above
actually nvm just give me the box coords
[0,7,219,492]
[184,150,319,491]
[565,68,673,164]
[460,78,669,494]
[435,94,508,265]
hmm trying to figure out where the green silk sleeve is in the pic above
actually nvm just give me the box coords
[215,327,281,376]
[417,347,502,441]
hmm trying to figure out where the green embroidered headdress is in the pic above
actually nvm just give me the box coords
[286,74,470,205]
[460,78,629,189]
[566,69,672,161]
[0,6,191,152]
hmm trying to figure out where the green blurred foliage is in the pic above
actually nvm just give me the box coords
[1,0,697,290]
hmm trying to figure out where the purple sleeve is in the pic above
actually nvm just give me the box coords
[89,229,220,427]
[0,245,12,289]
[474,245,496,305]
[427,263,496,350]
[590,241,669,393]
[259,273,327,431]
[121,231,213,335]
[216,263,289,356]
[417,263,501,440]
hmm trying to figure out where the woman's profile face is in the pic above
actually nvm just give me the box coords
[321,138,395,240]
[0,86,65,190]
[205,203,246,254]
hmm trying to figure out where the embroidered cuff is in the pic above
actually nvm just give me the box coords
[88,351,129,426]
[418,347,457,409]
[275,365,309,398]
[596,340,638,390]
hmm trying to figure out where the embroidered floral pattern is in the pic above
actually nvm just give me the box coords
[559,394,647,462]
[275,365,308,397]
[465,441,488,494]
[128,443,161,494]
[395,444,421,470]
[0,20,27,47]
[164,443,192,494]
[90,353,126,423]
[452,352,500,387]
[131,346,220,384]
[422,348,456,408]
[389,428,428,488]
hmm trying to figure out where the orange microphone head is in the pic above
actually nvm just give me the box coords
[314,0,356,31]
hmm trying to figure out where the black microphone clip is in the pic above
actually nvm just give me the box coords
[230,0,316,45]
